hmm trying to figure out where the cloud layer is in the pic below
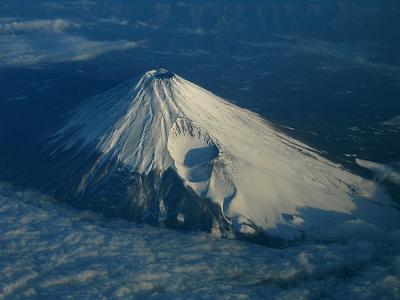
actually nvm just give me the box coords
[0,19,76,33]
[0,18,143,67]
[0,34,142,67]
[0,183,399,299]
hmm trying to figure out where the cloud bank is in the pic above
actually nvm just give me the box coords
[0,19,77,33]
[0,183,399,299]
[0,34,142,67]
[0,18,144,67]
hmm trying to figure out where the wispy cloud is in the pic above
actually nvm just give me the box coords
[177,27,217,35]
[382,115,400,128]
[0,34,143,67]
[0,19,78,33]
[41,0,95,11]
[0,18,145,67]
[97,17,129,26]
[238,36,400,78]
[356,158,400,187]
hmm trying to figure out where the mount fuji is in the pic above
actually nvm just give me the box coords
[40,69,399,242]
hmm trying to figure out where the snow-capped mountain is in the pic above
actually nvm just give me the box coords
[47,69,400,242]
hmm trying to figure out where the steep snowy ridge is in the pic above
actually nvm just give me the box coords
[51,69,400,241]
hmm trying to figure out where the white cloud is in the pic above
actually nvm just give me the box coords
[97,17,129,26]
[0,19,77,33]
[0,34,143,67]
[382,115,400,128]
[356,159,400,187]
[0,18,144,67]
[0,182,399,299]
[0,18,145,67]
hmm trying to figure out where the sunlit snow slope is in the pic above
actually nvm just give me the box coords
[52,69,400,240]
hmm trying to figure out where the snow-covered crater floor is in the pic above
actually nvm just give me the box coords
[1,183,399,300]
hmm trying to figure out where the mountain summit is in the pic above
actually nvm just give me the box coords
[47,69,399,242]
